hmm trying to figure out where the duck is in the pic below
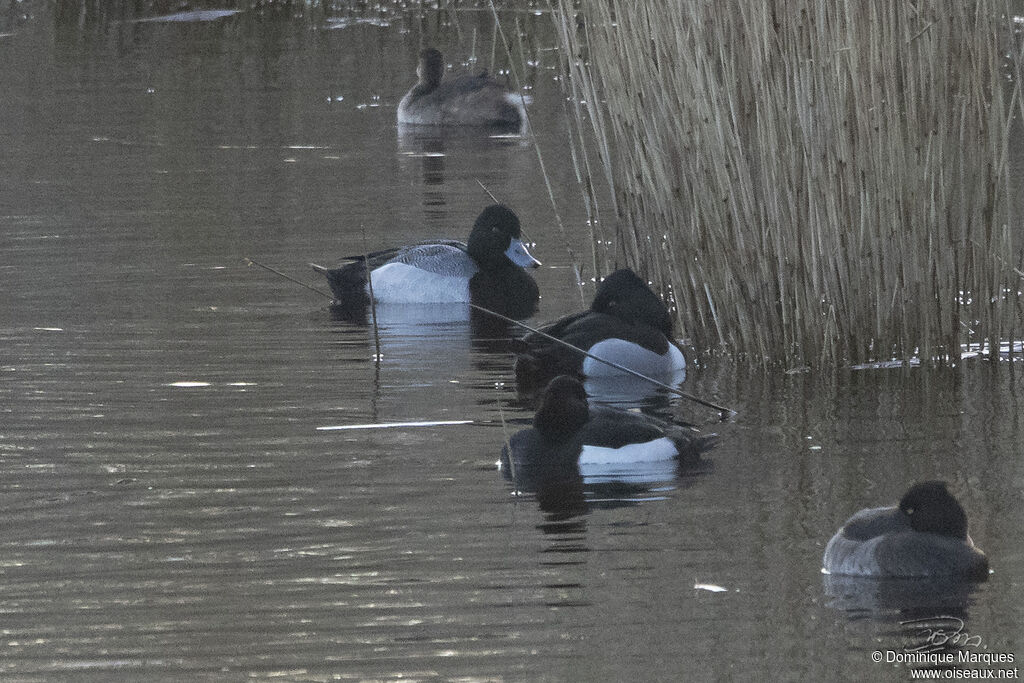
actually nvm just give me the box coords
[397,48,527,130]
[822,481,989,581]
[513,268,686,392]
[311,204,541,319]
[503,375,717,481]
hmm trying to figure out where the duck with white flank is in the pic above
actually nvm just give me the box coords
[311,204,540,320]
[503,375,717,485]
[514,269,686,393]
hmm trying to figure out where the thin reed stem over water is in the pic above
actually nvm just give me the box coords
[552,1,1024,368]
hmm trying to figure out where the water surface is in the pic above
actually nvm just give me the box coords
[0,6,1021,681]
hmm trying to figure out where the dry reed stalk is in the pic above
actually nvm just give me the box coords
[488,1,589,305]
[551,0,1024,368]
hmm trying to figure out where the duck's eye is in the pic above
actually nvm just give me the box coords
[905,506,916,515]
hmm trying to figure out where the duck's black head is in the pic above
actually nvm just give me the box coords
[533,375,590,443]
[590,268,672,336]
[899,481,969,539]
[417,48,444,88]
[467,204,540,271]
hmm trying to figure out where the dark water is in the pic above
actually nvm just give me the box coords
[1,6,1022,682]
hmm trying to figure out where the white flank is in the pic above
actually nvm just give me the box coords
[582,339,686,377]
[366,263,470,303]
[579,437,678,465]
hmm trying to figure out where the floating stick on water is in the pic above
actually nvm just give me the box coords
[361,225,382,361]
[476,178,500,204]
[245,258,333,299]
[317,420,472,431]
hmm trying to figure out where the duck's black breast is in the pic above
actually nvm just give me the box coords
[504,427,586,482]
[469,268,539,319]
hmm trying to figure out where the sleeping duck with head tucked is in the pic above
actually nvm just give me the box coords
[822,481,989,581]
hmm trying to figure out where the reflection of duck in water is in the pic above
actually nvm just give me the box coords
[822,572,982,620]
[311,204,540,321]
[397,48,527,131]
[514,269,686,396]
[823,482,989,581]
[502,376,716,491]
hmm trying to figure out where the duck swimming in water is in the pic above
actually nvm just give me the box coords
[504,375,717,479]
[513,269,686,393]
[397,48,527,130]
[311,204,540,320]
[823,481,989,581]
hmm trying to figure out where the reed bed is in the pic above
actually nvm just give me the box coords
[552,1,1024,368]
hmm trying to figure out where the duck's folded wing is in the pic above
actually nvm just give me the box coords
[562,315,671,354]
[839,506,908,541]
[527,310,591,340]
[432,76,522,125]
[511,310,591,364]
[517,311,598,358]
[389,242,476,277]
[579,406,665,448]
[823,507,905,576]
[334,241,473,276]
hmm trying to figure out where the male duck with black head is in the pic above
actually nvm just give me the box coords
[823,481,989,581]
[514,268,686,394]
[397,48,527,131]
[503,375,717,486]
[311,204,541,320]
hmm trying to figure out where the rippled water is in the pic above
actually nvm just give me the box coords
[1,6,1021,681]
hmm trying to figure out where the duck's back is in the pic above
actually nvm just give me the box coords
[399,74,524,127]
[384,241,477,277]
[823,506,989,579]
[578,405,669,449]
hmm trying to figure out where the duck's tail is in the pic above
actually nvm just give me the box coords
[691,433,720,454]
[310,263,329,274]
[672,432,719,468]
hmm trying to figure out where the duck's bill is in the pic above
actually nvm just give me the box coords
[506,239,542,268]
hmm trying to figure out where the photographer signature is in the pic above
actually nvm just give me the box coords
[901,616,983,653]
